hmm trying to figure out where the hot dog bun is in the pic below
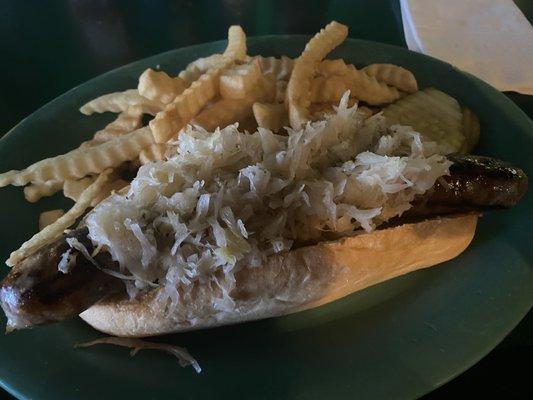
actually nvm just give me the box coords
[80,214,477,337]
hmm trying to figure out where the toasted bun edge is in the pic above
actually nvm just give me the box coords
[80,214,478,337]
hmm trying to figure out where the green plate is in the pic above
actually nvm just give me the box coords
[0,36,531,400]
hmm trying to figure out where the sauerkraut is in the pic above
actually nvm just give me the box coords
[86,92,451,303]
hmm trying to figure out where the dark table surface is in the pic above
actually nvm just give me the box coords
[0,0,531,398]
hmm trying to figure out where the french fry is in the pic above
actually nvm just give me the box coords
[275,80,287,103]
[313,59,402,105]
[223,25,247,61]
[23,180,63,203]
[318,61,417,96]
[150,26,247,144]
[459,106,480,154]
[255,56,294,80]
[317,59,351,76]
[382,88,464,152]
[92,105,144,142]
[39,209,65,231]
[194,98,255,131]
[139,144,167,165]
[259,73,277,103]
[178,54,225,85]
[316,64,400,105]
[310,75,348,103]
[177,25,246,85]
[79,106,145,150]
[287,21,348,128]
[64,175,128,206]
[79,139,103,150]
[362,64,418,93]
[219,58,262,99]
[63,176,96,202]
[194,73,275,131]
[138,69,186,104]
[6,170,112,267]
[342,64,401,105]
[149,71,222,143]
[246,56,288,102]
[252,102,288,132]
[0,127,154,187]
[80,89,164,116]
[308,102,335,119]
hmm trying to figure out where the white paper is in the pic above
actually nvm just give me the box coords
[400,0,533,94]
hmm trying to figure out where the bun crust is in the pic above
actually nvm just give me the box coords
[80,214,478,337]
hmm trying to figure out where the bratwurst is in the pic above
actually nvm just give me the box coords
[0,154,527,331]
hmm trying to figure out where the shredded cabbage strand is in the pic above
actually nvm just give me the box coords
[86,92,451,304]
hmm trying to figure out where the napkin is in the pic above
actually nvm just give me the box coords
[400,0,533,94]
